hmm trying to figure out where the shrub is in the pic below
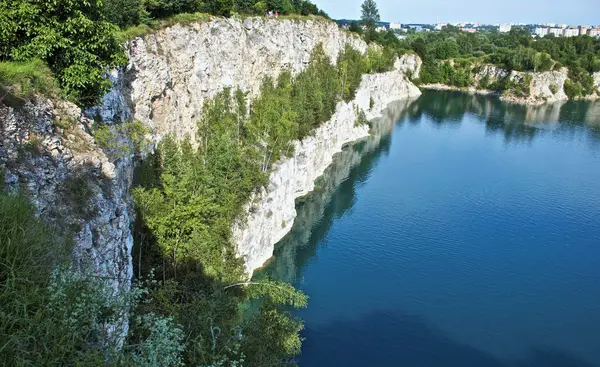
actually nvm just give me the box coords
[337,44,366,102]
[94,121,151,160]
[0,0,126,105]
[0,190,186,365]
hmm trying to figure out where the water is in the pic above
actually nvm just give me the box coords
[258,91,600,367]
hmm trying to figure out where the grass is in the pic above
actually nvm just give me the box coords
[0,60,59,105]
[120,12,333,40]
[120,12,213,40]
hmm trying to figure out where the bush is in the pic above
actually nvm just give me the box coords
[0,190,186,365]
[337,45,366,102]
[564,79,584,99]
[1,0,126,105]
[94,121,151,160]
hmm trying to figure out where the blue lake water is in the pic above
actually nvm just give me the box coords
[259,91,600,367]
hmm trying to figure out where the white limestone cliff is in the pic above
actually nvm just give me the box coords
[92,17,422,276]
[422,64,569,105]
[233,86,421,275]
[2,17,422,299]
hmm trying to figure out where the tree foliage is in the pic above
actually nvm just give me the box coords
[360,0,380,41]
[394,25,600,98]
[0,0,126,105]
[131,43,379,366]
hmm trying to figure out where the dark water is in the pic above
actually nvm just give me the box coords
[258,91,600,367]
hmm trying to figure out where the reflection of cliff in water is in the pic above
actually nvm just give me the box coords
[258,91,600,283]
[258,99,418,283]
[410,91,600,144]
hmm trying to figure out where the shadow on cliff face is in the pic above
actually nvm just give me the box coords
[298,310,596,367]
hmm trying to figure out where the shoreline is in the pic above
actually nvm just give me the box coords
[419,83,600,106]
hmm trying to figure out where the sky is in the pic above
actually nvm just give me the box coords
[315,0,600,25]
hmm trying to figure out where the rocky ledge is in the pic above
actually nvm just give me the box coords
[421,64,592,105]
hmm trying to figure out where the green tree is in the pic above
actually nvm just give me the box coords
[0,0,126,104]
[104,0,148,28]
[205,0,234,16]
[360,0,380,41]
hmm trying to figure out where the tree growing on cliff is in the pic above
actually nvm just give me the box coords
[360,0,380,41]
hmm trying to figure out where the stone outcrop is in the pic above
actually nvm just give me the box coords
[0,98,134,295]
[93,17,367,142]
[422,64,569,105]
[3,17,422,295]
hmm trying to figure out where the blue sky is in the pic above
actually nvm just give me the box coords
[316,0,599,25]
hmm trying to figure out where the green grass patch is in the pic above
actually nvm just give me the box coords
[0,60,59,104]
[120,12,212,39]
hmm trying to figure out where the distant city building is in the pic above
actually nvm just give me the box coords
[460,27,477,33]
[557,24,567,28]
[434,23,447,31]
[534,27,549,37]
[549,28,564,37]
[579,26,590,35]
[544,23,556,27]
[564,28,579,37]
[499,24,512,33]
[389,22,402,30]
[589,28,600,37]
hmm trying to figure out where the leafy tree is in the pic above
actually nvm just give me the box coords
[360,0,380,41]
[338,45,366,101]
[205,0,235,16]
[104,0,149,28]
[0,0,126,104]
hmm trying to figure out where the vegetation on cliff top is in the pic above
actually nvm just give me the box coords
[0,0,328,106]
[343,1,599,99]
[398,25,599,97]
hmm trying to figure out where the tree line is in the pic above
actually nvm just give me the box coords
[394,26,600,98]
[0,0,327,106]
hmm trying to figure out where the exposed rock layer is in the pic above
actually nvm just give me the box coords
[233,62,422,275]
[94,17,422,275]
[422,64,571,105]
[3,18,422,291]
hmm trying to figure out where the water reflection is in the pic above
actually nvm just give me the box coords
[258,91,600,283]
[258,99,417,282]
[409,91,600,144]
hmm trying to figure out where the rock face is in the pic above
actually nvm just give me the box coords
[0,98,134,295]
[233,62,421,275]
[423,64,569,105]
[92,17,422,276]
[3,18,422,299]
[95,17,367,142]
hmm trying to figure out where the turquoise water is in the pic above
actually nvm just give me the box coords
[260,91,600,366]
